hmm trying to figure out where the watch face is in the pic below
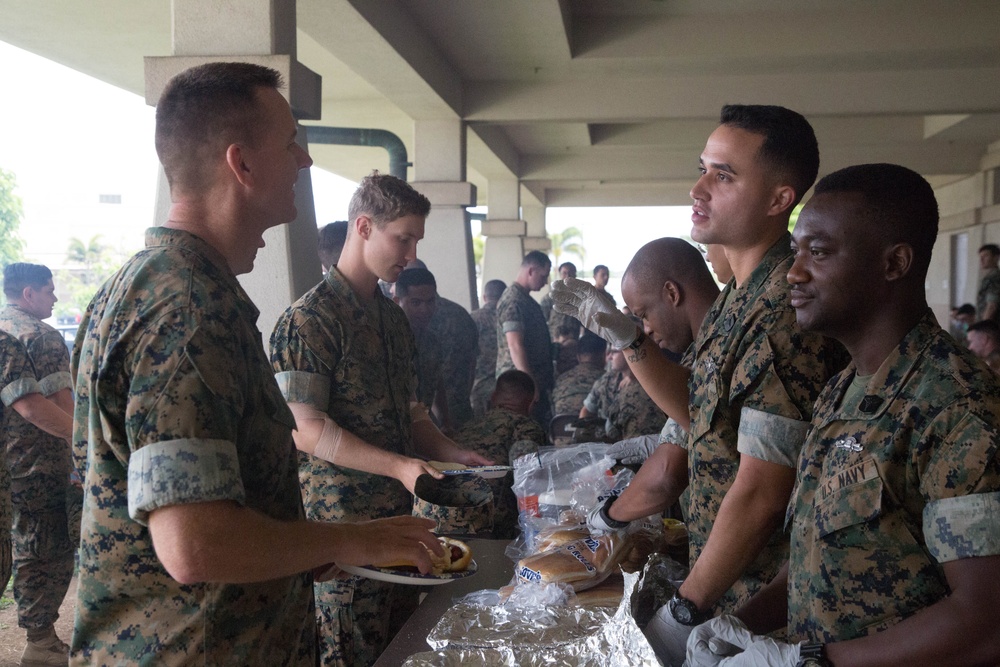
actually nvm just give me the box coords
[670,598,696,625]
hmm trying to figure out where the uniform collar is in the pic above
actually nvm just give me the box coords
[816,310,941,423]
[145,226,259,322]
[324,266,392,316]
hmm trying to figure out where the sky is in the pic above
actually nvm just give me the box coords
[0,40,695,303]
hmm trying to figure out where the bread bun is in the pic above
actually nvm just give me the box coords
[375,536,473,575]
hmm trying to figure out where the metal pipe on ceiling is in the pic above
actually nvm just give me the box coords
[305,126,411,181]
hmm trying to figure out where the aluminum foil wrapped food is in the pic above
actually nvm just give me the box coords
[402,571,660,667]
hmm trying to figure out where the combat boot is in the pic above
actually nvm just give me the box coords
[20,627,69,667]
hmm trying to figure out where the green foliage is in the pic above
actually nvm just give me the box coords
[548,226,586,268]
[472,233,485,276]
[0,167,25,269]
[789,203,803,232]
[56,235,130,320]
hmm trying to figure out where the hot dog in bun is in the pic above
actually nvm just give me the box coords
[375,536,472,575]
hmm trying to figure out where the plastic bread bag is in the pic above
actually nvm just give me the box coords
[514,530,634,592]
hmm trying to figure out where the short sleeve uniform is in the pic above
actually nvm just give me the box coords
[977,267,1000,322]
[495,283,553,393]
[606,378,666,440]
[70,227,314,665]
[787,313,1000,643]
[0,333,40,590]
[0,305,72,481]
[470,302,498,415]
[686,234,848,612]
[552,363,604,415]
[427,297,478,427]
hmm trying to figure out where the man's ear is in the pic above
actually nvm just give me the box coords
[226,144,252,186]
[355,215,373,240]
[884,243,914,282]
[767,185,797,217]
[662,280,683,307]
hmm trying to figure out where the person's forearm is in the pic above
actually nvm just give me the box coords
[412,419,492,465]
[291,416,417,484]
[506,332,533,377]
[624,336,692,430]
[50,386,74,416]
[734,561,790,635]
[680,458,794,610]
[148,500,442,584]
[824,556,1000,667]
[12,393,73,440]
[608,442,688,522]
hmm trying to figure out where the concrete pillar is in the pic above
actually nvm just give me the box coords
[410,119,478,310]
[144,0,323,345]
[482,178,526,286]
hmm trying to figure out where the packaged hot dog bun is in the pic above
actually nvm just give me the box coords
[428,461,467,471]
[375,536,472,575]
[515,532,631,591]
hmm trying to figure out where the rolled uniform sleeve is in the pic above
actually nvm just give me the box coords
[659,417,687,448]
[737,407,810,467]
[271,312,335,412]
[26,329,72,396]
[1,339,39,407]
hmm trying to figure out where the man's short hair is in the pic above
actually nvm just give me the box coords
[720,104,819,206]
[979,244,1000,256]
[483,279,507,302]
[494,369,535,400]
[957,303,977,316]
[521,250,551,270]
[813,163,938,280]
[577,331,608,358]
[347,171,431,230]
[155,62,283,193]
[3,263,52,299]
[395,267,436,297]
[593,264,609,277]
[969,319,1000,342]
[558,262,577,274]
[624,237,718,299]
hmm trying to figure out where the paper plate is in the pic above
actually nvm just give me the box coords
[340,559,478,586]
[438,465,513,479]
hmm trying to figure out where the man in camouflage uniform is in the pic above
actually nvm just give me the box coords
[966,319,1000,373]
[496,250,554,427]
[427,291,479,429]
[587,238,720,533]
[687,166,1000,666]
[70,63,444,667]
[271,172,491,667]
[553,105,846,665]
[606,369,666,441]
[0,263,76,666]
[540,262,582,341]
[976,243,1000,322]
[1,330,77,653]
[455,369,548,538]
[552,332,606,416]
[395,268,449,427]
[471,279,506,417]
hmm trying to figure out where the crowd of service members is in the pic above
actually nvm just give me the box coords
[0,60,997,667]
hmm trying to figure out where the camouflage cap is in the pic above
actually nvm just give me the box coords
[412,474,494,536]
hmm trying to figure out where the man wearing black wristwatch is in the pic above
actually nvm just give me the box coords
[553,106,847,666]
[685,167,1000,666]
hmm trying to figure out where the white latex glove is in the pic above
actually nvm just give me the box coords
[644,602,694,667]
[549,278,639,349]
[687,615,802,667]
[586,498,630,534]
[607,433,660,464]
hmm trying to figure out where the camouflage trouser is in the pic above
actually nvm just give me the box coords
[0,463,11,593]
[315,576,419,667]
[10,474,74,630]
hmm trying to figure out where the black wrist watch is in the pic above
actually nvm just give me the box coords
[626,329,646,350]
[797,643,831,667]
[598,496,629,529]
[668,592,710,626]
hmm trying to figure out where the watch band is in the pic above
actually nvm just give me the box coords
[598,496,629,529]
[796,643,830,667]
[668,592,710,626]
[626,329,646,350]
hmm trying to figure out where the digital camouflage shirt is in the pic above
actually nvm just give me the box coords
[455,407,547,538]
[70,227,314,666]
[496,283,553,393]
[552,362,604,416]
[427,296,478,427]
[470,302,498,415]
[0,332,41,590]
[606,376,666,441]
[0,304,72,480]
[270,267,416,524]
[684,234,847,612]
[977,267,1000,322]
[788,312,1000,643]
[414,328,445,416]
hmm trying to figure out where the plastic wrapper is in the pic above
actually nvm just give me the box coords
[514,530,633,591]
[511,443,633,554]
[405,570,660,667]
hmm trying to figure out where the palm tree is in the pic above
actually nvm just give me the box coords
[549,226,586,268]
[66,235,107,287]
